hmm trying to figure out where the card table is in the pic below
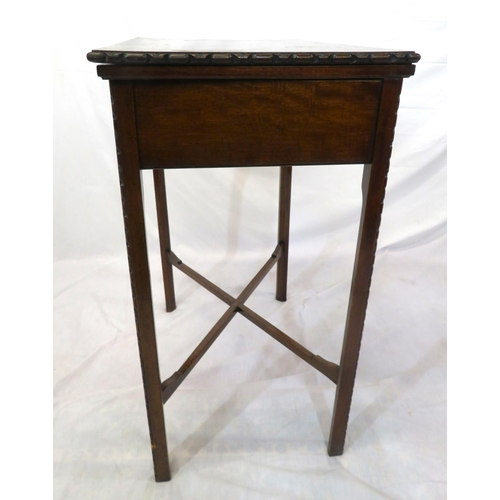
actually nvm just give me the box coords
[87,38,419,481]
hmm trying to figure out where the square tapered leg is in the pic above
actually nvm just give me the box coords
[153,169,176,313]
[276,166,292,302]
[328,78,404,455]
[110,81,171,481]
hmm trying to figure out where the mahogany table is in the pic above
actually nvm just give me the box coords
[87,38,419,481]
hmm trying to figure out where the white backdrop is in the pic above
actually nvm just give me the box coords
[53,2,446,498]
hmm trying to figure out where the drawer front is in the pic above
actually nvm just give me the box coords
[134,79,381,169]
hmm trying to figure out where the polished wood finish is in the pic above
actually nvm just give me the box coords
[166,250,339,383]
[153,170,176,312]
[134,80,381,168]
[276,166,292,301]
[328,78,404,456]
[161,244,283,403]
[90,38,417,481]
[97,64,416,80]
[88,38,420,66]
[109,81,170,482]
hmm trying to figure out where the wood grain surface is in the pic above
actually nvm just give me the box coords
[134,79,381,168]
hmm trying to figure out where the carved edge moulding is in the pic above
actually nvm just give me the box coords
[88,49,420,66]
[87,38,420,66]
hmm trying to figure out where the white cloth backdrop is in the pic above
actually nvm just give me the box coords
[54,4,446,498]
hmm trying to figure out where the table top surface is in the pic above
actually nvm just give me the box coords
[87,38,420,66]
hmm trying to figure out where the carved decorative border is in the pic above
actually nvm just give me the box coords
[87,50,420,66]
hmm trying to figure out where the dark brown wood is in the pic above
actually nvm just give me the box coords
[134,80,381,168]
[87,38,420,66]
[109,81,171,481]
[89,39,418,481]
[276,166,292,301]
[166,250,339,383]
[97,63,416,80]
[153,170,176,312]
[161,244,283,403]
[327,78,404,456]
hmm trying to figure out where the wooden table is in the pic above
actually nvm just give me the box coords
[87,38,419,481]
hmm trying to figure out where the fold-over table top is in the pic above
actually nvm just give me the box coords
[87,38,420,66]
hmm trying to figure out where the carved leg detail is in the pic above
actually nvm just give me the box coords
[328,79,404,456]
[110,81,171,481]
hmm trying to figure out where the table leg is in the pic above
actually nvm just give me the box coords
[328,79,404,456]
[153,169,176,312]
[110,81,171,481]
[276,166,292,301]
